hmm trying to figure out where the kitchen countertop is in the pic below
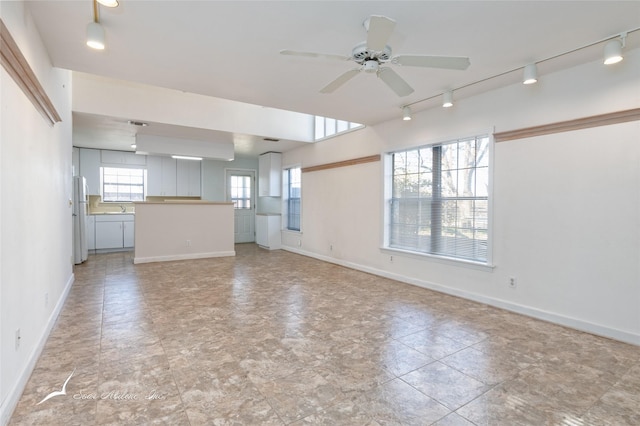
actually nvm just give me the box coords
[134,201,233,205]
[91,212,135,215]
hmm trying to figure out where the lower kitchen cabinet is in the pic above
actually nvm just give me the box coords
[256,214,281,250]
[95,214,135,250]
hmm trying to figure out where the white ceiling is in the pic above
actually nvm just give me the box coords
[26,1,640,156]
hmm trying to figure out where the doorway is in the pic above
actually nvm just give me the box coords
[226,169,255,243]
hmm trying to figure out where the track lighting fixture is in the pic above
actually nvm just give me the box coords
[86,0,105,50]
[604,35,625,65]
[402,106,412,121]
[442,91,453,108]
[97,0,119,7]
[523,63,538,85]
[86,21,105,50]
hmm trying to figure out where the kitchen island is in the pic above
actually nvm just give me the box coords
[133,201,235,264]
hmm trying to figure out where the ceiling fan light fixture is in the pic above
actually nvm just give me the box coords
[402,106,412,121]
[442,91,454,108]
[363,60,379,73]
[603,38,624,65]
[523,63,538,85]
[97,0,119,7]
[86,21,105,50]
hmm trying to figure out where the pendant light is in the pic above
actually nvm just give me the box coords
[86,0,105,50]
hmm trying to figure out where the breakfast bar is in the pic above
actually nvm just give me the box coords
[133,201,235,264]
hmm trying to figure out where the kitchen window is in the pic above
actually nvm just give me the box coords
[386,135,491,264]
[284,167,301,231]
[101,167,146,202]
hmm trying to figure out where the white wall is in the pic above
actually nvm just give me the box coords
[73,72,316,143]
[0,2,73,423]
[281,49,640,345]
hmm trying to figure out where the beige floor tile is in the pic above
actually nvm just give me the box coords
[8,245,639,425]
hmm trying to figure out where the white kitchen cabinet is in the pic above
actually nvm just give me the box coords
[101,150,146,166]
[256,214,281,250]
[123,221,135,247]
[176,159,201,196]
[147,156,177,196]
[95,214,135,250]
[87,215,96,250]
[79,148,101,195]
[96,221,123,249]
[258,152,282,197]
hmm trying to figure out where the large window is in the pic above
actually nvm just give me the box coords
[284,167,301,231]
[387,135,491,263]
[101,167,145,202]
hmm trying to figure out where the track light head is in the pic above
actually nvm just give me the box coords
[604,38,623,65]
[86,21,105,50]
[402,106,412,121]
[523,63,538,85]
[442,91,454,108]
[97,0,119,7]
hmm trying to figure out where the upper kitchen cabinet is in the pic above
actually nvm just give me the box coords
[259,152,282,197]
[147,156,177,196]
[79,148,101,195]
[176,159,201,197]
[101,150,147,166]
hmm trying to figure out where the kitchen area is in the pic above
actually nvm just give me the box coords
[71,146,283,264]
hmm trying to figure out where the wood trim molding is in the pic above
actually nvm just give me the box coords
[301,154,381,173]
[0,19,61,126]
[494,108,640,143]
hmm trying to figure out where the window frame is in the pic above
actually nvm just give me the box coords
[100,166,147,203]
[382,133,494,268]
[283,166,302,232]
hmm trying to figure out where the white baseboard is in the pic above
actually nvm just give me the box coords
[0,273,75,425]
[133,250,236,264]
[282,246,640,346]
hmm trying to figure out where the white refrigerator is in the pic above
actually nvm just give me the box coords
[73,176,88,264]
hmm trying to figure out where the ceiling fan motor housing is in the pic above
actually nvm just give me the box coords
[352,41,392,64]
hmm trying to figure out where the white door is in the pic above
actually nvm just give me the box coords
[227,170,255,243]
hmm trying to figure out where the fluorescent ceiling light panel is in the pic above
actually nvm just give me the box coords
[172,155,202,161]
[136,134,234,161]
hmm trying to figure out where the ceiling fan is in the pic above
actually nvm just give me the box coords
[280,15,471,97]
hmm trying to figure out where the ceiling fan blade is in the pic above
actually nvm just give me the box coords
[280,49,350,61]
[377,67,414,97]
[366,15,396,52]
[320,69,361,93]
[394,55,471,70]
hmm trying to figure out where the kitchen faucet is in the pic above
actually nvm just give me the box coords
[120,204,126,213]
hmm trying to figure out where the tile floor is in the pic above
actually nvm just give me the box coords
[9,244,640,425]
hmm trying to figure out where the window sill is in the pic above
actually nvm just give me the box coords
[282,229,302,235]
[380,247,495,272]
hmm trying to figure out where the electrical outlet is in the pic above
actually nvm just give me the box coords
[297,240,302,247]
[509,277,517,288]
[15,329,21,350]
[330,244,333,251]
[390,255,394,263]
[186,240,191,247]
[45,292,49,307]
